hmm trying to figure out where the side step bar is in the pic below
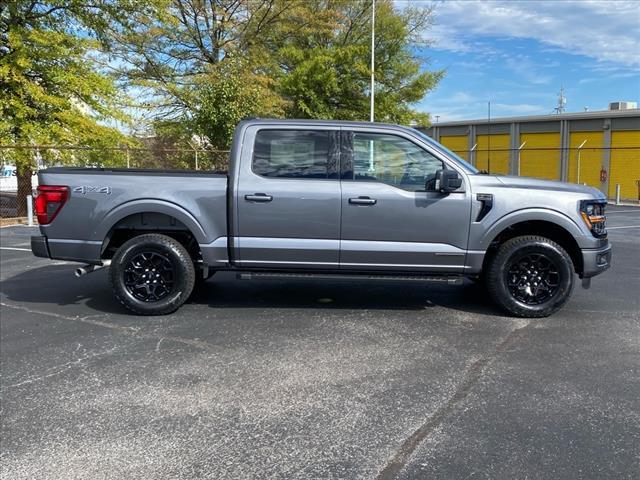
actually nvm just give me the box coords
[237,271,463,285]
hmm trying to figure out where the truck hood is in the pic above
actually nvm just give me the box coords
[474,174,605,199]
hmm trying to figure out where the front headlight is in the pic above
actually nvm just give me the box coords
[579,200,607,238]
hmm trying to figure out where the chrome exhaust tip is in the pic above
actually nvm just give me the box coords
[75,260,111,278]
[75,265,96,277]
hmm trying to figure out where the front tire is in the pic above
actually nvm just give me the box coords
[486,235,574,318]
[109,234,195,315]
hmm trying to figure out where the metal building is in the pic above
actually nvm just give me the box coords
[420,108,640,201]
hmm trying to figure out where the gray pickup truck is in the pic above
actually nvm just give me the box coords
[31,119,611,317]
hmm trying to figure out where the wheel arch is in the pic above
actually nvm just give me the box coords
[97,200,208,243]
[480,211,584,276]
[98,201,207,261]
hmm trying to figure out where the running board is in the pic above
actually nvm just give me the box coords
[237,272,463,285]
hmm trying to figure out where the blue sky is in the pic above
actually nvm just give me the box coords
[406,0,640,122]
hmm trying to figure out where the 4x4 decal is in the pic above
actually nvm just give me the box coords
[73,186,112,195]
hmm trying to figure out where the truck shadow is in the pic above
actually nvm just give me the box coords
[1,267,503,317]
[194,273,502,317]
[0,265,124,313]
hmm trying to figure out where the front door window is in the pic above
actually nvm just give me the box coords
[346,133,444,191]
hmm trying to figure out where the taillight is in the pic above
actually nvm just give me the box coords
[35,185,69,224]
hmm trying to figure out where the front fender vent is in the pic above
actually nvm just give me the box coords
[476,193,493,222]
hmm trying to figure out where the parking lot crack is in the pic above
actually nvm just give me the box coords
[0,301,219,353]
[0,302,140,334]
[3,347,119,389]
[376,320,536,480]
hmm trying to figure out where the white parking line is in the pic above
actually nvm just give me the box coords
[0,247,31,252]
[607,225,640,230]
[0,224,38,228]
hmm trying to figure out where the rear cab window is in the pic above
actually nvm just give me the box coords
[252,130,338,179]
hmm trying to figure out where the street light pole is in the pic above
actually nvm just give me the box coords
[370,0,375,122]
[517,141,526,176]
[487,101,491,173]
[368,0,376,172]
[576,139,587,184]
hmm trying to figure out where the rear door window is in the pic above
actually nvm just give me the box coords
[253,130,337,179]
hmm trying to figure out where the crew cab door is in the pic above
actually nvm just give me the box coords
[234,126,341,269]
[339,130,472,273]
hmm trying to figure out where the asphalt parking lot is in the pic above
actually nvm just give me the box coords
[1,205,639,479]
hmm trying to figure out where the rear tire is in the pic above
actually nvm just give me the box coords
[486,235,574,318]
[109,234,195,315]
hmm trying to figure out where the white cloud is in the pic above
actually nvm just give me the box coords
[420,90,547,121]
[450,91,475,103]
[490,103,546,115]
[426,0,640,67]
[503,56,553,85]
[427,24,472,53]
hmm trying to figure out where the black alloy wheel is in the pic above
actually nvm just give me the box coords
[123,251,176,302]
[486,235,574,318]
[110,234,195,315]
[505,252,561,305]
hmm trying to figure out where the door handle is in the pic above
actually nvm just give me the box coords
[349,196,377,206]
[245,193,273,203]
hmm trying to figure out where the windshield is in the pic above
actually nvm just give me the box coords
[413,129,479,174]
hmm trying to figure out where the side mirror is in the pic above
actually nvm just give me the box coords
[434,169,462,193]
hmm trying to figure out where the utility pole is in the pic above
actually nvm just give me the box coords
[370,0,375,122]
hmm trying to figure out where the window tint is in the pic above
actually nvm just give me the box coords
[253,130,333,179]
[350,133,444,191]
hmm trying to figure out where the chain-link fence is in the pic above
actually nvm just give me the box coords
[1,144,638,220]
[0,145,229,219]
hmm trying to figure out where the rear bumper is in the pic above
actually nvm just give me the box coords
[581,242,612,279]
[31,235,50,258]
[31,235,102,263]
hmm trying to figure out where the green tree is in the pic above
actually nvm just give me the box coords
[274,0,442,125]
[115,0,442,148]
[111,0,292,150]
[0,1,137,215]
[112,0,289,116]
[191,59,287,149]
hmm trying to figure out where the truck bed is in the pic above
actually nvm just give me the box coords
[37,168,229,265]
[41,167,228,176]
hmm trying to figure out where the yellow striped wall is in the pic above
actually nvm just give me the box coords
[568,131,603,188]
[475,134,510,174]
[519,133,561,180]
[439,135,469,160]
[430,119,639,199]
[609,130,640,199]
